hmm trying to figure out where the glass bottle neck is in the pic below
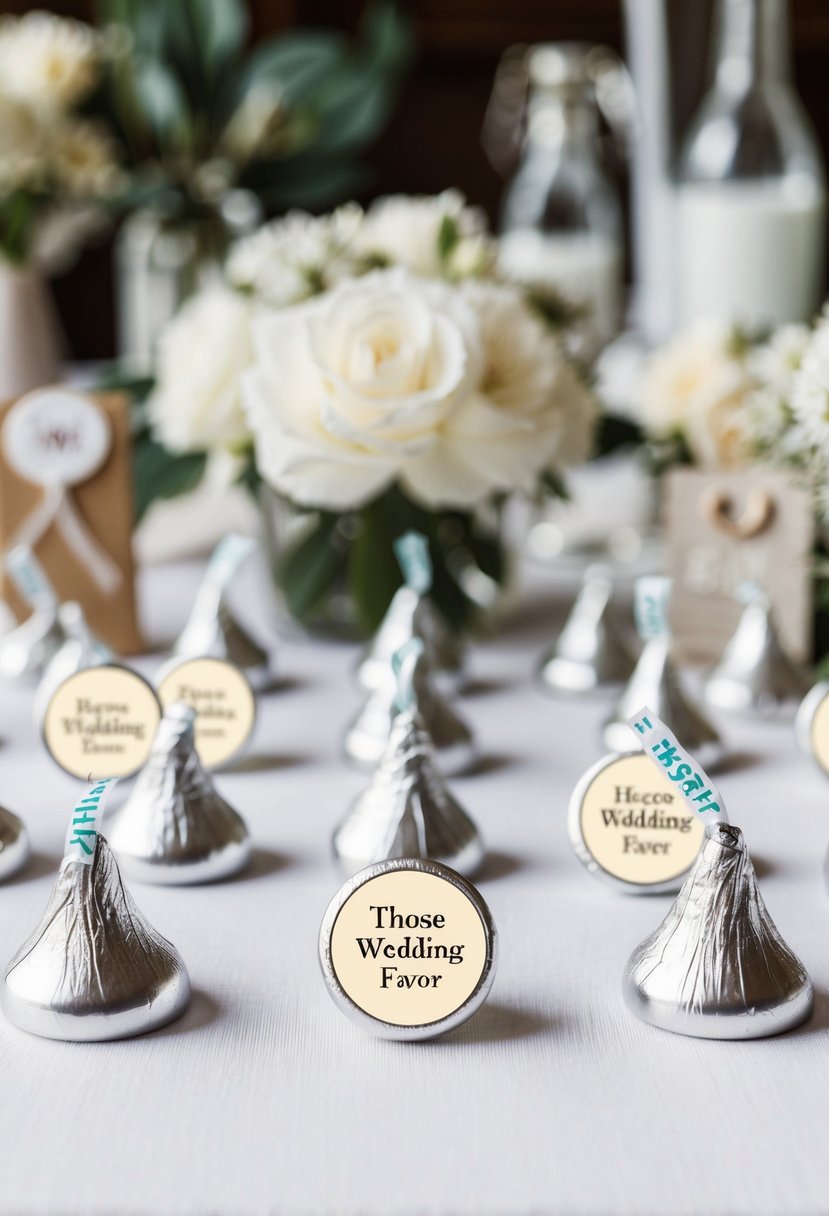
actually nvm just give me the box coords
[525,91,599,156]
[711,0,790,95]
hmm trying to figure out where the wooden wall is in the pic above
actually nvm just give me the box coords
[3,0,829,358]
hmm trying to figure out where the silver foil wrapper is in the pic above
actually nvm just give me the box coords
[538,565,636,694]
[0,606,65,684]
[623,822,813,1039]
[33,601,114,726]
[604,636,722,769]
[704,596,810,715]
[0,806,30,882]
[356,585,464,697]
[107,702,251,884]
[334,707,484,878]
[170,581,277,693]
[1,836,190,1041]
[345,650,475,776]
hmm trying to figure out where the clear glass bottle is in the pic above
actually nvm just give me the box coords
[676,0,826,329]
[497,44,625,359]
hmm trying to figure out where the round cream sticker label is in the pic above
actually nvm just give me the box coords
[43,666,161,779]
[571,751,706,889]
[3,389,111,486]
[157,657,255,769]
[329,868,490,1028]
[810,694,829,774]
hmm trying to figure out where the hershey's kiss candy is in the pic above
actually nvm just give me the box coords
[604,577,722,769]
[0,805,30,882]
[704,584,809,715]
[1,781,190,1041]
[168,534,277,692]
[357,531,463,697]
[335,640,484,877]
[33,601,114,726]
[538,564,637,694]
[107,702,251,884]
[0,544,65,683]
[345,638,475,776]
[623,822,813,1039]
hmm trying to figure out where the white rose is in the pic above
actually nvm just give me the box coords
[148,284,253,454]
[51,118,122,198]
[0,94,47,192]
[0,13,100,111]
[641,321,753,467]
[358,191,489,278]
[242,269,479,510]
[402,280,596,505]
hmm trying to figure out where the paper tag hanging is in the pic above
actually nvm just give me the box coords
[796,682,829,776]
[64,778,119,864]
[568,751,706,893]
[1,388,122,597]
[156,657,256,769]
[42,664,161,779]
[319,859,497,1041]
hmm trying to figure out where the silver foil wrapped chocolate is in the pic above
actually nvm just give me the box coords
[169,535,277,692]
[0,544,65,683]
[345,647,475,776]
[538,564,636,694]
[704,588,809,715]
[357,531,463,696]
[107,702,251,884]
[0,806,30,882]
[334,706,484,878]
[1,835,190,1041]
[0,607,64,684]
[603,634,722,768]
[33,601,114,725]
[357,587,463,697]
[623,822,813,1039]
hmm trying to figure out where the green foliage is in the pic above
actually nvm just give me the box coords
[99,0,414,214]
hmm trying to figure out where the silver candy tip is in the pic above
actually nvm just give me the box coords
[704,594,810,716]
[334,707,484,878]
[357,585,464,697]
[1,836,190,1041]
[34,601,114,725]
[604,636,722,769]
[107,701,251,884]
[623,822,813,1039]
[538,564,637,695]
[171,581,277,693]
[345,649,475,776]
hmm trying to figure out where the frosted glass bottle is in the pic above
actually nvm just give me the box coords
[676,0,826,329]
[498,44,624,359]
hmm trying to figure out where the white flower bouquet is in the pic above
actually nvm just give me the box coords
[640,312,829,666]
[0,11,123,268]
[142,191,598,634]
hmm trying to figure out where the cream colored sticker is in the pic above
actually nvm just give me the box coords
[157,657,255,769]
[330,870,489,1027]
[43,665,161,779]
[579,752,705,886]
[810,693,829,775]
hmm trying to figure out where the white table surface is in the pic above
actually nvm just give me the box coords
[1,559,829,1216]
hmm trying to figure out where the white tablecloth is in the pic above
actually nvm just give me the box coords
[1,560,828,1216]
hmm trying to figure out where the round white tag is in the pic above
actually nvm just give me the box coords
[2,388,111,487]
[42,665,161,780]
[569,751,706,894]
[156,657,256,769]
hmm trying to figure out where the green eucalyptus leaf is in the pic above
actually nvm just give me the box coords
[135,58,190,144]
[133,439,208,521]
[241,32,347,106]
[313,73,395,152]
[276,514,343,621]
